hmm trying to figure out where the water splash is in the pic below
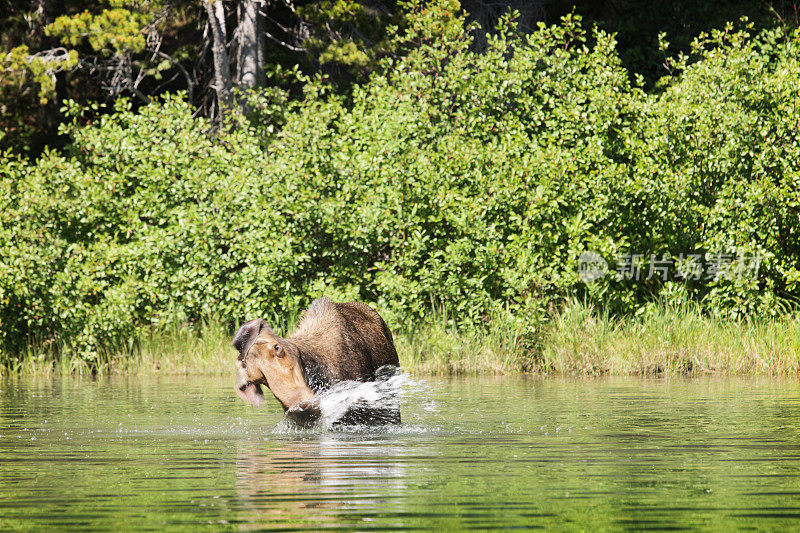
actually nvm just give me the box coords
[274,367,434,432]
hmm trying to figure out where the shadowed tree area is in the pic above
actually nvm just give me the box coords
[546,0,800,85]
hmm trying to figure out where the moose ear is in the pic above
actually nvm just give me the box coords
[233,319,272,360]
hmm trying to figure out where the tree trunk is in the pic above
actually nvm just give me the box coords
[203,0,233,115]
[215,0,227,42]
[236,0,264,89]
[256,0,266,82]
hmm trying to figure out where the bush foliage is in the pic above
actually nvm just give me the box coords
[2,9,800,365]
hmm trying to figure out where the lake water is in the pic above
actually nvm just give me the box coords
[2,374,800,530]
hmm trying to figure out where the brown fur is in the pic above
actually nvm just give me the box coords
[233,298,399,424]
[290,298,399,383]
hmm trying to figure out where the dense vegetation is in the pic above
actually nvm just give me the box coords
[2,1,800,369]
[2,0,795,153]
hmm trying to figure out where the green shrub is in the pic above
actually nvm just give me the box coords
[2,11,800,367]
[634,24,800,317]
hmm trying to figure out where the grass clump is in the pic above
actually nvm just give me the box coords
[539,301,800,375]
[395,308,528,375]
[3,319,234,377]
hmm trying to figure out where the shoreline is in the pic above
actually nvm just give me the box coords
[4,302,799,377]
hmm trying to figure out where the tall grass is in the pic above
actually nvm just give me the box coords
[4,301,800,376]
[116,319,234,375]
[2,319,235,377]
[394,307,526,375]
[539,301,800,375]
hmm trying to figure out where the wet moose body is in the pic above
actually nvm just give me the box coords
[234,298,400,425]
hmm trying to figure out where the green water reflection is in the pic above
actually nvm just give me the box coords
[1,375,800,530]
